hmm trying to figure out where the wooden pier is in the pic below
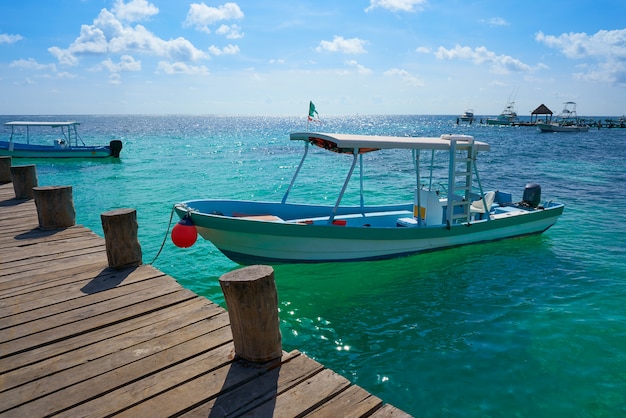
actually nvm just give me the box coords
[0,180,410,417]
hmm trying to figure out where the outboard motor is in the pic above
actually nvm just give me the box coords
[522,183,541,208]
[109,140,123,158]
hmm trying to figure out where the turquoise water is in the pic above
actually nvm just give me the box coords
[3,115,625,416]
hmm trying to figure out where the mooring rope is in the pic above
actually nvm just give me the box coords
[149,205,176,265]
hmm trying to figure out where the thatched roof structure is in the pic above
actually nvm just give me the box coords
[531,104,553,123]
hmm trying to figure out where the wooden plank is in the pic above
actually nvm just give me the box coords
[0,243,106,275]
[3,301,228,390]
[0,253,108,289]
[306,385,383,417]
[0,287,197,357]
[369,404,414,417]
[241,368,352,417]
[0,264,166,314]
[1,272,174,329]
[72,349,306,418]
[0,226,90,247]
[0,297,208,374]
[6,327,235,416]
[179,351,325,418]
[0,263,149,307]
[1,235,105,264]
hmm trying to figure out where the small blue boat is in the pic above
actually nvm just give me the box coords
[1,121,122,158]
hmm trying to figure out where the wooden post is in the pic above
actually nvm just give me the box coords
[0,156,11,183]
[33,186,76,230]
[10,164,38,199]
[219,265,282,363]
[100,208,142,269]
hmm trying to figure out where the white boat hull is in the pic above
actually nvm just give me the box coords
[537,123,589,133]
[175,200,564,264]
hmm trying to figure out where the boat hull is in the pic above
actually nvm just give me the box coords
[486,119,514,126]
[175,200,564,264]
[0,140,121,158]
[537,124,589,133]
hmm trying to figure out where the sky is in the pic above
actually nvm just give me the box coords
[1,0,625,116]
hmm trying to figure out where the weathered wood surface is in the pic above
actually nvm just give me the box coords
[0,156,11,183]
[0,182,411,417]
[220,265,283,362]
[101,207,143,269]
[33,185,76,229]
[9,164,38,199]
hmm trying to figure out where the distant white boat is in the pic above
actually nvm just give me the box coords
[537,102,589,132]
[0,121,122,158]
[486,101,517,125]
[173,131,564,264]
[460,109,474,122]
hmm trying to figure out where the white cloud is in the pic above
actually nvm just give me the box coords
[536,29,626,86]
[316,36,368,54]
[536,29,626,59]
[49,46,80,66]
[208,44,240,56]
[157,61,209,75]
[10,58,57,72]
[108,73,122,84]
[365,0,427,13]
[49,9,207,67]
[415,46,431,54]
[384,68,424,86]
[57,72,76,79]
[0,33,23,44]
[97,55,142,72]
[482,17,508,26]
[184,2,244,34]
[111,0,159,22]
[435,44,532,73]
[216,24,244,39]
[345,60,372,75]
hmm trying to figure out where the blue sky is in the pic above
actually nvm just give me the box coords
[1,0,625,116]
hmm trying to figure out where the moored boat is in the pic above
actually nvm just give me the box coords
[173,130,564,265]
[460,108,474,123]
[0,121,122,158]
[537,102,589,132]
[486,101,518,125]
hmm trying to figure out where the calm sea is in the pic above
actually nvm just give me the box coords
[3,114,625,417]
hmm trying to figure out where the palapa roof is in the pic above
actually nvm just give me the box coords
[531,104,553,115]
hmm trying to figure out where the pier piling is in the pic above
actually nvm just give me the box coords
[33,185,76,230]
[100,208,143,269]
[219,265,282,363]
[0,156,11,183]
[10,164,38,199]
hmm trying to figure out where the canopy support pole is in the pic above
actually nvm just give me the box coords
[359,153,364,213]
[328,149,359,224]
[281,142,309,204]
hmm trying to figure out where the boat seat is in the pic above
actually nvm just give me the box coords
[233,214,285,222]
[470,191,496,214]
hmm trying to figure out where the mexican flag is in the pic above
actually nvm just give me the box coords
[308,101,319,121]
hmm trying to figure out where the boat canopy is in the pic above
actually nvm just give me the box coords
[4,121,85,147]
[5,121,80,128]
[290,132,490,152]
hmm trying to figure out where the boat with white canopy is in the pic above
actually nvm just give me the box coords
[537,102,589,133]
[1,121,122,158]
[173,132,564,264]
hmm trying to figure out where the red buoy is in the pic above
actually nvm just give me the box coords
[171,214,198,248]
